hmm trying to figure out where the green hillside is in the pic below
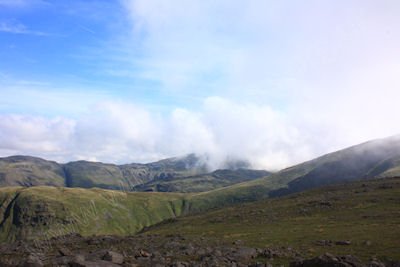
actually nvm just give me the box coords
[0,156,65,187]
[143,177,400,264]
[0,186,190,242]
[185,135,400,213]
[1,135,400,245]
[63,161,126,190]
[134,169,271,193]
[1,177,399,265]
[0,154,265,193]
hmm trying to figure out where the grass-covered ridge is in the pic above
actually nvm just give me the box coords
[0,186,190,242]
[143,177,400,263]
[1,135,400,244]
[134,169,271,193]
[0,156,65,187]
[187,134,400,210]
[0,153,267,193]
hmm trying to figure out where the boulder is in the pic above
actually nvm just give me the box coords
[102,251,124,264]
[336,240,351,245]
[290,253,385,267]
[59,247,72,256]
[22,254,44,267]
[232,247,258,261]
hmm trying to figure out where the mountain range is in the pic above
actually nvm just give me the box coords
[0,135,400,245]
[0,153,263,192]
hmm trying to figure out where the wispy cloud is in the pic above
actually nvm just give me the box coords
[0,0,49,8]
[119,0,400,103]
[0,22,56,36]
[77,24,96,35]
[0,0,29,7]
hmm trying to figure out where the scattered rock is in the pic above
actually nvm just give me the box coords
[0,234,392,267]
[102,251,124,264]
[385,259,400,267]
[336,240,351,245]
[232,247,258,261]
[249,262,273,267]
[315,240,334,246]
[140,250,151,257]
[68,254,86,267]
[59,247,72,256]
[233,240,243,245]
[23,254,43,267]
[369,261,385,267]
[290,253,386,267]
[379,184,393,189]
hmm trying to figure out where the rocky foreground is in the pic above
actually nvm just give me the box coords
[0,233,398,267]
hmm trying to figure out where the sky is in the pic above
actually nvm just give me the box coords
[0,0,400,170]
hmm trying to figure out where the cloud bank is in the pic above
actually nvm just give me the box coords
[1,94,399,171]
[0,98,313,170]
[1,1,400,170]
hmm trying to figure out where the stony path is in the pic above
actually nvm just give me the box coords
[0,233,396,267]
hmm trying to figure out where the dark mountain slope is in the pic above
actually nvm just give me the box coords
[184,135,400,212]
[268,134,400,197]
[133,169,272,193]
[63,161,126,190]
[0,156,65,187]
[0,154,266,192]
[0,186,189,242]
[62,154,209,191]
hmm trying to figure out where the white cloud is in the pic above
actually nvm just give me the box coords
[1,1,400,171]
[1,94,400,170]
[0,98,314,170]
[118,0,400,119]
[0,114,75,159]
[121,0,400,154]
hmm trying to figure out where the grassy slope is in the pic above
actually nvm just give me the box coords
[0,186,190,242]
[0,156,65,187]
[134,169,272,193]
[184,135,400,213]
[63,161,126,189]
[144,177,400,263]
[0,154,270,194]
[1,136,400,244]
[0,154,210,191]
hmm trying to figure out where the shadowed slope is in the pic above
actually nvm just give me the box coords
[187,135,400,213]
[0,156,66,187]
[0,186,189,242]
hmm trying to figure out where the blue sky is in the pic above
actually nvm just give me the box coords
[1,0,400,169]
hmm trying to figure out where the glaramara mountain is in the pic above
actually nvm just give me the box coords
[0,153,262,192]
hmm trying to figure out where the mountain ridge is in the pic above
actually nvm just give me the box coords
[1,135,400,242]
[0,153,267,192]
